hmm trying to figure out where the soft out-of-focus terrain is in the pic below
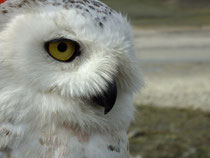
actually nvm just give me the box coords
[102,0,210,157]
[129,106,210,158]
[131,27,210,158]
[134,28,210,110]
[103,0,210,27]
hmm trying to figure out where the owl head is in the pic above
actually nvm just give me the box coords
[0,0,143,131]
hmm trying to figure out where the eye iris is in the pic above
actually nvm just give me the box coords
[57,43,67,52]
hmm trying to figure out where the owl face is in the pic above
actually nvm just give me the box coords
[0,1,141,118]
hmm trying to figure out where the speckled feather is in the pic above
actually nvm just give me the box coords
[0,0,114,29]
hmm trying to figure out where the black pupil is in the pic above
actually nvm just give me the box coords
[57,43,67,52]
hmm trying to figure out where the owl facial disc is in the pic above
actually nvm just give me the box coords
[91,80,117,115]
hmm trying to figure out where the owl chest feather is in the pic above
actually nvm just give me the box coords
[0,88,131,158]
[7,124,130,158]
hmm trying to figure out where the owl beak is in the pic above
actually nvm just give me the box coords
[91,80,117,115]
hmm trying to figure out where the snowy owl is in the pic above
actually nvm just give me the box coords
[0,0,143,157]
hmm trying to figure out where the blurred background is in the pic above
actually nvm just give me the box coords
[102,0,210,158]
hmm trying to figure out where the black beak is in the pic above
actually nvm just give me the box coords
[91,80,117,114]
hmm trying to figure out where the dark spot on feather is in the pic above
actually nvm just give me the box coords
[108,145,120,153]
[2,10,8,14]
[99,22,104,28]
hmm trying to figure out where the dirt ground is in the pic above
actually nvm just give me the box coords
[134,27,210,111]
[129,105,210,158]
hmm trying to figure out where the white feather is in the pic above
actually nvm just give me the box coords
[0,0,143,157]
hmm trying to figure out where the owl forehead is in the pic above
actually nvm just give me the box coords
[1,0,114,29]
[1,0,131,48]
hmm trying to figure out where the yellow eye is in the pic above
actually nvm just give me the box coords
[45,39,79,62]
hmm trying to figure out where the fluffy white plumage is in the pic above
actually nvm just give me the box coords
[0,0,143,157]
